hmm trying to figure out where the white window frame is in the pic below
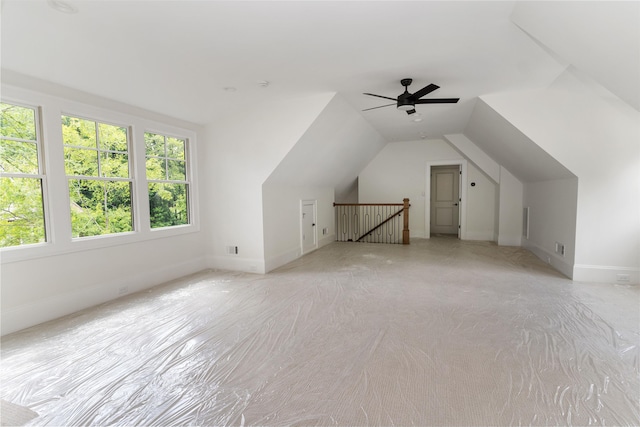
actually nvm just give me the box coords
[144,130,193,230]
[0,85,199,264]
[0,100,51,250]
[61,112,136,240]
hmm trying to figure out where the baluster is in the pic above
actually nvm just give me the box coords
[333,199,410,245]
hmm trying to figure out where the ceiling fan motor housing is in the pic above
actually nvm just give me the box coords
[397,97,415,111]
[397,78,415,110]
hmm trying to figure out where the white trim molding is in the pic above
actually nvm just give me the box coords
[425,159,468,239]
[573,264,640,285]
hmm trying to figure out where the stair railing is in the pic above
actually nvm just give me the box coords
[334,198,410,244]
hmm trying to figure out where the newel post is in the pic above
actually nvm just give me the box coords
[403,198,410,244]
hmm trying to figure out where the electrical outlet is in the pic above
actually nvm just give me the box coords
[617,274,630,282]
[118,286,128,296]
[227,246,238,255]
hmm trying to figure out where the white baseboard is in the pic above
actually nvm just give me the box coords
[319,233,336,248]
[524,241,640,284]
[525,241,573,279]
[264,234,336,273]
[1,256,208,336]
[208,254,266,274]
[265,247,301,273]
[573,264,640,285]
[464,231,495,241]
[498,234,522,246]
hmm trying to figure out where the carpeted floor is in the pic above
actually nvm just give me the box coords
[1,238,639,426]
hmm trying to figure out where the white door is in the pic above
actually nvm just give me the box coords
[430,166,460,235]
[301,201,317,254]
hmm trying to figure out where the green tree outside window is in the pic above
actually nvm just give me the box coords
[145,132,189,228]
[0,102,46,248]
[62,115,133,237]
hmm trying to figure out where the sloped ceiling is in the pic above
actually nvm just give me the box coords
[462,1,639,184]
[511,1,640,112]
[2,1,635,189]
[464,98,575,183]
[1,0,565,142]
[264,94,386,199]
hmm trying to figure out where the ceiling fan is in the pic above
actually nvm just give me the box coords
[363,78,459,115]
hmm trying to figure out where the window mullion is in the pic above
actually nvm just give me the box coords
[0,172,45,179]
[0,136,37,144]
[95,120,102,178]
[132,126,149,234]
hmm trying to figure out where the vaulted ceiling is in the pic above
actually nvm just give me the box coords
[2,1,637,143]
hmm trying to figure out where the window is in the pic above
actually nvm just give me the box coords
[1,88,198,262]
[62,115,133,238]
[0,102,47,248]
[145,132,189,228]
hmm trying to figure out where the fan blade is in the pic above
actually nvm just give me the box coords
[363,93,397,101]
[409,83,439,101]
[414,98,460,104]
[362,103,396,111]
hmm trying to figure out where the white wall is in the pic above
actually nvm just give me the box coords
[445,133,500,183]
[1,82,207,335]
[482,69,640,283]
[261,95,386,271]
[1,234,207,335]
[262,185,334,272]
[466,165,498,241]
[523,178,578,278]
[358,139,497,240]
[202,93,334,274]
[445,133,501,241]
[497,166,523,247]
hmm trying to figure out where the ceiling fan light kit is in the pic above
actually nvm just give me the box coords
[363,78,460,115]
[397,102,414,111]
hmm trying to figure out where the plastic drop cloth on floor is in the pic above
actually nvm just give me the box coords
[1,238,639,426]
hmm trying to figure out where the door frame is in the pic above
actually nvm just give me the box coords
[300,200,318,254]
[425,159,467,239]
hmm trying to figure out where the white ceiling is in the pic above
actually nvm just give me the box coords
[465,99,574,183]
[510,1,640,112]
[1,0,571,142]
[2,1,636,143]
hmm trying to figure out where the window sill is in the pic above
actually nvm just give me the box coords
[0,223,200,264]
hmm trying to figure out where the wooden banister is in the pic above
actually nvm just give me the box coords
[403,198,410,245]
